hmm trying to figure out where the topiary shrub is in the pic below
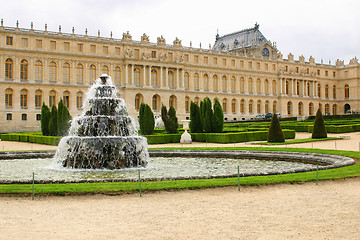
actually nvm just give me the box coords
[213,98,224,133]
[190,101,202,133]
[139,103,145,133]
[49,105,58,136]
[141,104,155,135]
[57,99,72,136]
[201,97,213,133]
[161,105,178,134]
[312,108,327,138]
[267,113,285,142]
[41,102,51,136]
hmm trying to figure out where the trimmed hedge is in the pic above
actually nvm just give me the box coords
[307,124,360,133]
[144,134,181,144]
[1,133,61,146]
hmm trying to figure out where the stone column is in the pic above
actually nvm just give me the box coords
[280,78,283,95]
[148,65,152,86]
[143,65,146,87]
[176,68,179,89]
[165,67,169,88]
[131,64,135,85]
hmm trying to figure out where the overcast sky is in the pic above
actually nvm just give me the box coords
[1,0,359,64]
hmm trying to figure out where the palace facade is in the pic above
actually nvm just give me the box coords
[0,21,359,132]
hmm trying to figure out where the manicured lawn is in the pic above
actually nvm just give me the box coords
[0,147,359,195]
[256,137,341,145]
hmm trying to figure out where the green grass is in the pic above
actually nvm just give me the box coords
[256,137,341,145]
[0,147,359,195]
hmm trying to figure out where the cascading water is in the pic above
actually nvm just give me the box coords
[54,74,149,169]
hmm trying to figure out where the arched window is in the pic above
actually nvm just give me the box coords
[222,76,227,92]
[256,78,261,94]
[169,95,177,109]
[63,62,70,83]
[135,93,143,111]
[35,90,42,109]
[76,64,84,84]
[5,58,13,79]
[184,72,189,89]
[272,80,277,95]
[213,75,218,92]
[114,66,121,86]
[63,91,70,108]
[185,96,190,113]
[76,91,83,109]
[20,59,28,81]
[298,102,303,116]
[152,94,160,112]
[287,101,292,116]
[317,83,321,97]
[152,69,159,87]
[49,61,57,82]
[231,77,236,93]
[20,89,28,109]
[49,90,56,107]
[222,98,227,113]
[273,101,277,113]
[345,84,349,99]
[35,60,43,82]
[257,100,261,113]
[5,88,13,108]
[265,100,269,114]
[240,77,245,93]
[325,84,329,98]
[248,78,253,94]
[249,100,253,114]
[90,64,96,84]
[264,79,269,95]
[325,104,330,115]
[194,97,200,106]
[168,71,175,89]
[240,99,245,113]
[134,68,141,87]
[332,104,337,115]
[194,73,199,90]
[333,85,336,99]
[102,65,109,75]
[203,74,209,91]
[231,99,236,113]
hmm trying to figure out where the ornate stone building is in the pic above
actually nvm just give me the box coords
[0,21,359,132]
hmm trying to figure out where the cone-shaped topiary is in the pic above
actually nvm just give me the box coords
[49,104,58,136]
[312,108,327,139]
[190,101,202,133]
[41,102,51,136]
[267,113,285,142]
[213,98,224,133]
[138,102,145,133]
[141,104,155,135]
[161,105,178,133]
[202,97,213,133]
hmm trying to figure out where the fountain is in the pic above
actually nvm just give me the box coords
[54,74,149,169]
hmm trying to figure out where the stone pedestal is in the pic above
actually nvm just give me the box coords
[180,120,192,144]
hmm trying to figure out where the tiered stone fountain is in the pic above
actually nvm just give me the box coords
[55,74,149,169]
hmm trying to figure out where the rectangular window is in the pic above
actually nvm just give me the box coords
[6,36,13,46]
[115,47,121,55]
[204,56,208,64]
[306,68,309,74]
[240,60,244,68]
[248,61,252,69]
[213,57,218,64]
[168,52,173,62]
[78,43,83,52]
[151,51,156,58]
[325,70,328,76]
[272,64,276,71]
[91,45,96,53]
[64,42,70,51]
[256,62,260,70]
[21,114,27,121]
[194,55,199,63]
[333,71,336,77]
[134,49,139,58]
[184,54,189,62]
[103,46,109,54]
[232,59,235,67]
[6,113,12,120]
[223,59,226,66]
[21,38,28,48]
[317,69,320,75]
[296,67,299,73]
[285,65,288,72]
[36,114,41,121]
[36,39,42,49]
[264,63,269,70]
[50,40,56,50]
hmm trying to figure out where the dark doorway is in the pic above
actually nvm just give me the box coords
[344,104,351,114]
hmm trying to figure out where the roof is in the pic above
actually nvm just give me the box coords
[213,23,268,51]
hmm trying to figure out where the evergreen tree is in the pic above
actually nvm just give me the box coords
[190,101,202,133]
[57,99,64,136]
[167,106,178,133]
[312,108,327,139]
[141,104,155,135]
[138,103,145,133]
[41,102,51,136]
[49,105,58,136]
[213,98,224,133]
[60,103,72,136]
[161,105,169,130]
[202,97,213,133]
[267,113,285,142]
